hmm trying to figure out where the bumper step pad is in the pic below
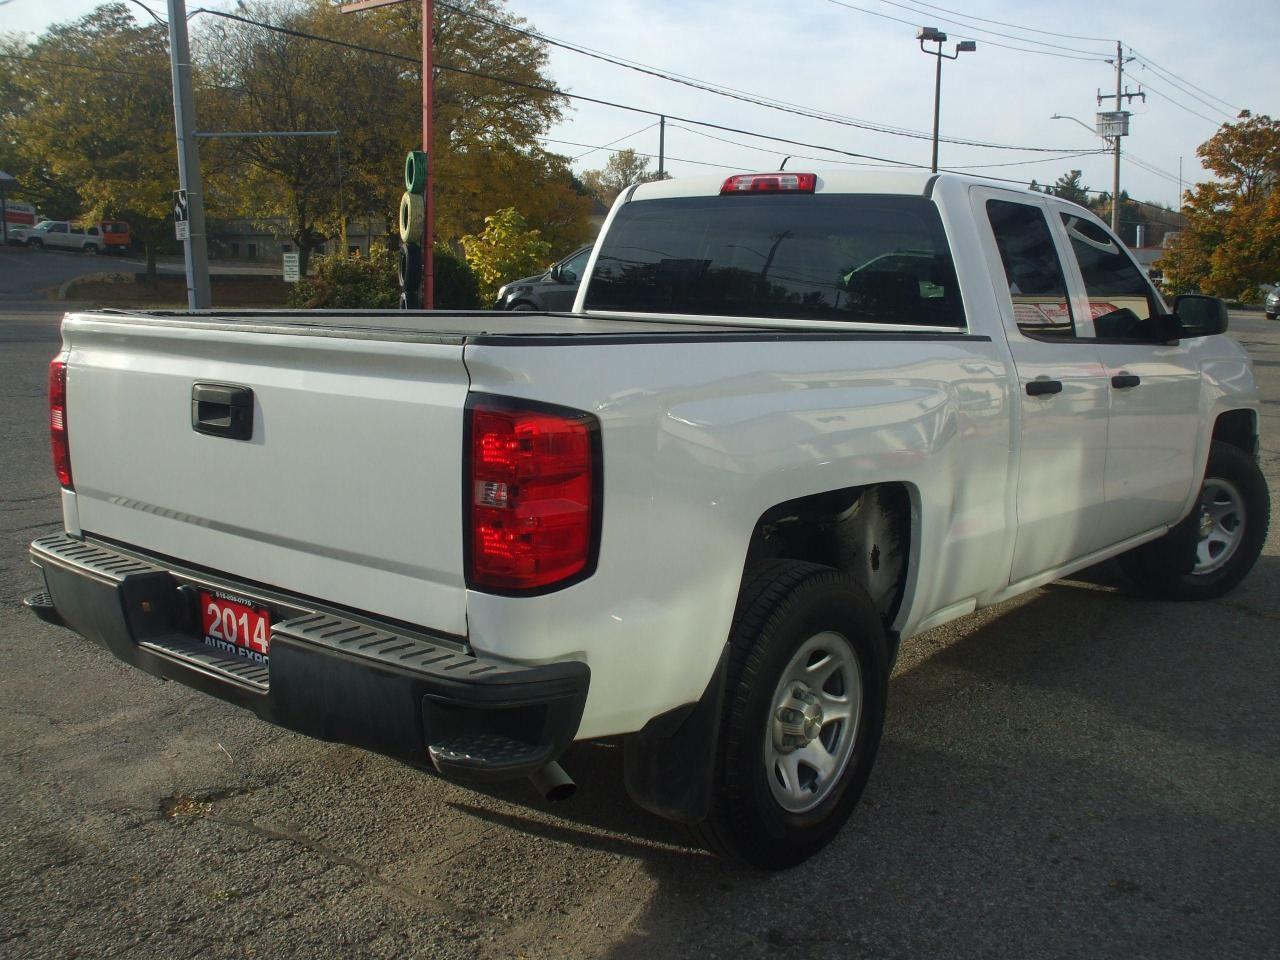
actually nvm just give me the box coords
[427,734,553,779]
[138,634,271,692]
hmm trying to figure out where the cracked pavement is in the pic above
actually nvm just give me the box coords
[2,291,1278,959]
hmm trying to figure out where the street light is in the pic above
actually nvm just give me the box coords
[917,27,976,173]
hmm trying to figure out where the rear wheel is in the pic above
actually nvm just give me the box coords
[1119,441,1269,600]
[83,244,98,255]
[27,238,42,249]
[693,560,888,869]
[509,301,536,311]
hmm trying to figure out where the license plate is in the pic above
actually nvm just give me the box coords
[199,589,271,665]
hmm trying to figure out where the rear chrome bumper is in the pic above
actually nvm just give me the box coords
[28,533,588,782]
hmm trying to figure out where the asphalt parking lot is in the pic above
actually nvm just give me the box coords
[2,295,1278,959]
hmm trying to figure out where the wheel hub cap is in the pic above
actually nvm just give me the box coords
[764,631,863,814]
[1194,477,1246,576]
[774,685,824,748]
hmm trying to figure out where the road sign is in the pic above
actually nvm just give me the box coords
[173,189,190,240]
[282,252,301,283]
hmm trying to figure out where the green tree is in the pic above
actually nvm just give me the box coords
[4,5,175,277]
[461,206,551,301]
[581,148,669,206]
[1048,169,1089,206]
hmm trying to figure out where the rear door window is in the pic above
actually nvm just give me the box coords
[584,193,965,327]
[1059,213,1160,339]
[985,199,1075,338]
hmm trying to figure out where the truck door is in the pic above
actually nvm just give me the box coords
[977,191,1114,583]
[1055,211,1202,538]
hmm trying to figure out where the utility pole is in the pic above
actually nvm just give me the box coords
[1097,42,1144,235]
[166,0,212,309]
[658,115,665,178]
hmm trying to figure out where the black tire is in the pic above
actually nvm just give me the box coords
[83,244,98,255]
[693,559,889,869]
[27,238,42,249]
[1267,312,1277,321]
[509,301,536,311]
[1119,440,1269,600]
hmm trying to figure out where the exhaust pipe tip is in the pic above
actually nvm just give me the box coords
[529,760,575,802]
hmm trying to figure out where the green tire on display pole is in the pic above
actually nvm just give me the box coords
[399,241,423,292]
[404,150,427,194]
[399,191,424,243]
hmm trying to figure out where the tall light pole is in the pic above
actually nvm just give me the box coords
[917,27,976,174]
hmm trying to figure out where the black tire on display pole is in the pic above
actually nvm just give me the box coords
[399,241,422,292]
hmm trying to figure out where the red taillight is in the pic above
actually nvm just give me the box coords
[720,172,817,195]
[49,356,72,490]
[466,399,598,592]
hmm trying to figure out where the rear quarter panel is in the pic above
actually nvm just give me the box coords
[463,336,1012,738]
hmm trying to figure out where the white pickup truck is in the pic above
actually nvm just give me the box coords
[26,171,1268,868]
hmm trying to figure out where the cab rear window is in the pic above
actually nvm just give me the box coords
[584,194,965,327]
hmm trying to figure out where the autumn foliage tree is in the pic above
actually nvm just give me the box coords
[1160,112,1280,298]
[195,0,592,271]
[3,4,176,278]
[581,148,669,207]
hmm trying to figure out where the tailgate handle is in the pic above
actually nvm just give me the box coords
[192,383,254,441]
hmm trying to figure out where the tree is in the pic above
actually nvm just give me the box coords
[196,0,592,272]
[4,5,175,278]
[1158,112,1280,298]
[1048,169,1089,206]
[581,149,669,206]
[461,206,551,301]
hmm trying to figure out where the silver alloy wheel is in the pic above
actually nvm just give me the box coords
[1194,477,1246,575]
[764,631,862,814]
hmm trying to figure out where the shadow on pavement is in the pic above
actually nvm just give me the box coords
[451,560,1280,959]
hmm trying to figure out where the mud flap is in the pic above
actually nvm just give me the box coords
[622,645,728,824]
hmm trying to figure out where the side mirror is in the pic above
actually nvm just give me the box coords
[1172,294,1228,337]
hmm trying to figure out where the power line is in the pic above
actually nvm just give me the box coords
[436,0,1090,153]
[670,123,1107,171]
[1126,45,1242,114]
[1140,81,1225,126]
[536,136,740,170]
[880,0,1114,43]
[571,122,657,161]
[1127,55,1236,120]
[822,0,1110,62]
[863,0,1112,56]
[191,8,1175,206]
[0,51,162,79]
[186,9,999,171]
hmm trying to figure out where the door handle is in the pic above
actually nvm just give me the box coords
[1111,373,1141,389]
[192,382,254,440]
[1025,379,1063,397]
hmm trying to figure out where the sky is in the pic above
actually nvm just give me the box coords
[4,0,1276,212]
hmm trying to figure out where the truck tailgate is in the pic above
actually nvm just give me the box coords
[61,314,470,636]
